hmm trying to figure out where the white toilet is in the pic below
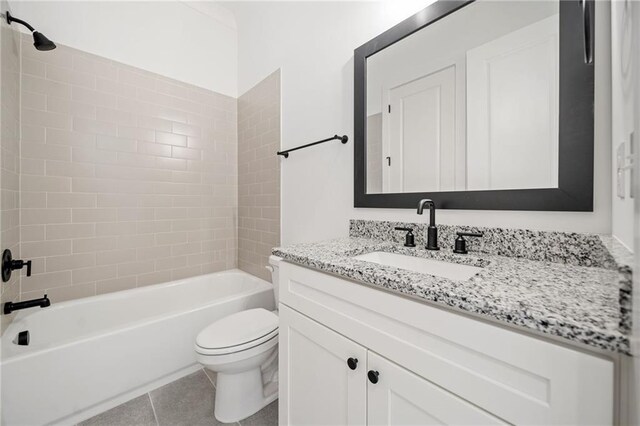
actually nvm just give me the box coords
[195,256,280,423]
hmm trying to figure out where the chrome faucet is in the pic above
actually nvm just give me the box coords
[417,199,439,250]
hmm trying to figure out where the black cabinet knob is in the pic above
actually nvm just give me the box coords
[347,357,358,370]
[367,370,379,384]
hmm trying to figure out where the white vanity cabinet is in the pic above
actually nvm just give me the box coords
[280,305,504,425]
[277,261,616,425]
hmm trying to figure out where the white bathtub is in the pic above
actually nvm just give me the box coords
[0,270,274,426]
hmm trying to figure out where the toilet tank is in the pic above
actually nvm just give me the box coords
[267,255,282,306]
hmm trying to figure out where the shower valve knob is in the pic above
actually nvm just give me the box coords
[2,249,32,282]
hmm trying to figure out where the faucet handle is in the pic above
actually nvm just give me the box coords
[453,232,484,254]
[2,249,33,282]
[11,259,32,277]
[394,227,416,247]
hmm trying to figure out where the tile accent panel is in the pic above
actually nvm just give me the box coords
[237,70,280,281]
[0,23,21,332]
[19,37,237,302]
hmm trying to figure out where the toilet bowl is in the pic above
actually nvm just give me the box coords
[195,256,281,423]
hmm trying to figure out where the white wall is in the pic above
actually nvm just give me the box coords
[231,0,612,245]
[8,1,238,97]
[611,0,635,251]
[630,0,640,424]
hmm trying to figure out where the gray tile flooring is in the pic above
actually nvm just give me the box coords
[79,369,278,426]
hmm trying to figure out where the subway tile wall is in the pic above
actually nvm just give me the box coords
[1,23,21,331]
[19,36,238,302]
[237,70,280,281]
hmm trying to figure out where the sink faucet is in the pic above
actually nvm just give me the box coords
[417,199,439,250]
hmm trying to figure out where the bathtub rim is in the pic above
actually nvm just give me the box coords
[1,269,273,363]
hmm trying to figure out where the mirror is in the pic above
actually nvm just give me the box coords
[366,1,559,194]
[354,0,595,211]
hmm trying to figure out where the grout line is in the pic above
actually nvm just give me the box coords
[147,392,160,426]
[202,367,217,389]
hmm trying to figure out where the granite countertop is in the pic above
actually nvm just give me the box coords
[273,230,631,355]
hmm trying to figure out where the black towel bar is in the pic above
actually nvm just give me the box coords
[277,134,348,158]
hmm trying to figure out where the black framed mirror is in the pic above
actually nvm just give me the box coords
[354,0,595,211]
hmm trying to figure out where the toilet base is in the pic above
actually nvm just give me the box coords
[214,367,278,423]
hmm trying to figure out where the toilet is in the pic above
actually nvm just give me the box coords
[195,256,281,423]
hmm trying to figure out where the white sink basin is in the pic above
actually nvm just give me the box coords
[353,251,482,281]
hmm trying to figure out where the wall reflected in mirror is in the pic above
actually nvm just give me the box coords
[366,1,560,194]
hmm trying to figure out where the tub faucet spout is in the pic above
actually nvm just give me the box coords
[4,294,50,315]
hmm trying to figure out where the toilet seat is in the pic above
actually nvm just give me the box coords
[196,308,279,356]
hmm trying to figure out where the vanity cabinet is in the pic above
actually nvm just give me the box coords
[278,261,616,425]
[280,305,504,425]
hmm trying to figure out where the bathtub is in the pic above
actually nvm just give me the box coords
[1,269,274,426]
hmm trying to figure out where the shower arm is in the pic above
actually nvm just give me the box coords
[6,11,36,32]
[4,11,56,51]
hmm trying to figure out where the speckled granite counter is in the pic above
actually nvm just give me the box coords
[273,222,632,355]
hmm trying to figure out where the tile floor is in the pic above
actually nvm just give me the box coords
[79,369,277,426]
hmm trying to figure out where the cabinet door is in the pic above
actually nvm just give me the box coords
[367,351,506,425]
[279,305,367,425]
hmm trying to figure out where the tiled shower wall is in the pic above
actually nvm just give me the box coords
[237,70,280,281]
[0,21,21,330]
[19,37,237,302]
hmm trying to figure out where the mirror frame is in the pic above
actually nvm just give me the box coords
[354,0,595,211]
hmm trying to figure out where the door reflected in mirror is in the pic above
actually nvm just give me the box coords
[365,1,560,194]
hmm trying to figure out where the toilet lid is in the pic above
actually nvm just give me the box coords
[196,308,278,353]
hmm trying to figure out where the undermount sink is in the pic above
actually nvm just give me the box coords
[353,251,482,281]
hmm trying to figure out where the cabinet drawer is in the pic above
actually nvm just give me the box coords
[279,261,614,425]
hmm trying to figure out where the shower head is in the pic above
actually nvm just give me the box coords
[5,11,56,51]
[32,31,56,51]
